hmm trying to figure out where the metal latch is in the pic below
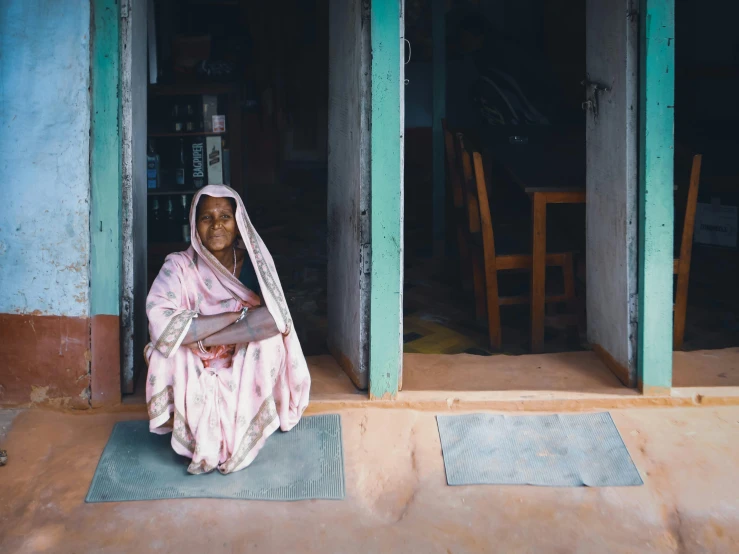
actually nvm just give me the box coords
[581,78,612,119]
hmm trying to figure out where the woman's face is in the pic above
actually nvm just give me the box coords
[196,195,238,254]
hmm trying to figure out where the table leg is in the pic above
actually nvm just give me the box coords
[530,193,547,352]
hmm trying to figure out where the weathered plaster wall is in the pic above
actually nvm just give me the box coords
[0,0,91,317]
[0,0,92,407]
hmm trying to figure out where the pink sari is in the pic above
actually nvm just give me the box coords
[144,185,311,474]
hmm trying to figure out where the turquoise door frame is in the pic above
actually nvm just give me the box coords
[638,0,675,394]
[369,0,404,399]
[90,0,123,406]
[96,0,407,401]
[367,0,677,398]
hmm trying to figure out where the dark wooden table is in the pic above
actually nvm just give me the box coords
[483,127,586,352]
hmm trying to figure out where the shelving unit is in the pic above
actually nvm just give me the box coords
[146,82,244,288]
[147,188,201,196]
[147,82,243,198]
[148,131,226,138]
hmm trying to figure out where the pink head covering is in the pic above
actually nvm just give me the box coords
[189,185,293,336]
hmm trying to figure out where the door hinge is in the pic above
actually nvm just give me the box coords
[361,244,371,275]
[121,0,130,18]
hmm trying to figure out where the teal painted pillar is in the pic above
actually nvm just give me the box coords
[432,0,446,254]
[638,0,674,394]
[90,0,122,405]
[370,0,403,399]
[91,0,121,318]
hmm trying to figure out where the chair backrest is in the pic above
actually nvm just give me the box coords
[471,149,498,262]
[456,132,498,261]
[442,119,464,210]
[674,152,702,262]
[455,132,481,234]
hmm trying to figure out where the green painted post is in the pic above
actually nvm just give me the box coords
[90,0,121,318]
[370,0,403,399]
[638,0,674,394]
[432,0,446,253]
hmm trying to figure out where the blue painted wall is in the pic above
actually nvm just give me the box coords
[0,0,91,317]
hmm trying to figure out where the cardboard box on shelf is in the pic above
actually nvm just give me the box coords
[189,137,206,188]
[206,136,223,185]
[212,115,226,133]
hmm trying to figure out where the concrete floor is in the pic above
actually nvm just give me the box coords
[1,406,739,553]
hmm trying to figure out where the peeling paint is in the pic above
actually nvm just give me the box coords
[29,386,50,404]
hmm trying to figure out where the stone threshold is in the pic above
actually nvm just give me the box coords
[93,386,739,416]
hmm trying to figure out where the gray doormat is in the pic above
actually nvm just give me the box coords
[436,412,643,487]
[86,414,345,503]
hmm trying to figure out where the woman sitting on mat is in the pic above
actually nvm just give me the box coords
[145,185,311,475]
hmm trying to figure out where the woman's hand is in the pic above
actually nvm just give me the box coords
[200,307,280,347]
[182,311,241,346]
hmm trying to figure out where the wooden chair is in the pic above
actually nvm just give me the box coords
[442,121,488,320]
[442,121,470,284]
[456,132,577,350]
[673,152,702,350]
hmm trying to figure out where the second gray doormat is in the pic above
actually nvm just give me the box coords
[86,414,345,502]
[436,412,643,487]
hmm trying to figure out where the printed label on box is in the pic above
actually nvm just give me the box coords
[694,203,738,248]
[206,136,223,185]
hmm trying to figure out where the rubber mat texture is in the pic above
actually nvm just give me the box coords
[436,412,643,487]
[86,414,345,502]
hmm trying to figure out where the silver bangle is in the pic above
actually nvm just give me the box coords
[197,340,209,354]
[234,306,249,324]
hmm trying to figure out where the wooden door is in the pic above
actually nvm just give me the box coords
[121,0,148,393]
[585,0,639,386]
[327,0,371,388]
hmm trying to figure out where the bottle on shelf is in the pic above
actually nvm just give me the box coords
[185,101,202,132]
[149,197,162,242]
[172,103,183,133]
[165,197,177,242]
[147,140,160,189]
[180,195,191,243]
[175,139,186,187]
[185,102,195,132]
[202,95,218,132]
